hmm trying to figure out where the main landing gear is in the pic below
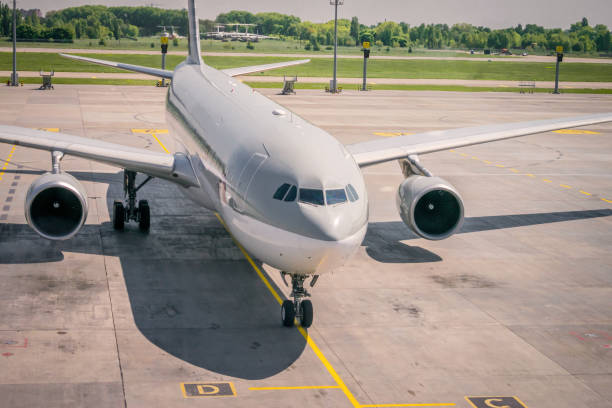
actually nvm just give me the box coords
[112,170,152,232]
[281,273,319,328]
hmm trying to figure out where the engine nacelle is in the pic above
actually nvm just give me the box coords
[25,172,88,240]
[396,176,464,240]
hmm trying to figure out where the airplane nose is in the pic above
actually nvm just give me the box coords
[301,205,355,241]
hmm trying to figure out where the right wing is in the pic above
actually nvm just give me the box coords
[347,113,612,167]
[222,59,310,77]
[60,53,174,79]
[0,125,198,187]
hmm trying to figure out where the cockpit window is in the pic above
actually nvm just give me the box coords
[346,184,359,202]
[299,188,324,206]
[273,183,290,200]
[284,185,297,202]
[326,189,347,205]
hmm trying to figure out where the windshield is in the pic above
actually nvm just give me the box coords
[326,189,347,205]
[299,188,324,206]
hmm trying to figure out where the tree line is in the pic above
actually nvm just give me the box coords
[0,3,610,53]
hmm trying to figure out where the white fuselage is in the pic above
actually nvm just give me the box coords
[164,62,369,275]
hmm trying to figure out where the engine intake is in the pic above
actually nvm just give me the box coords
[396,176,464,240]
[25,172,88,240]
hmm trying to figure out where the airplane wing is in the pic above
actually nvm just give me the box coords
[60,53,174,79]
[0,125,198,187]
[222,59,310,77]
[346,113,612,167]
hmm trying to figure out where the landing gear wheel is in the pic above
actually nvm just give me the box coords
[281,300,296,327]
[299,300,313,328]
[112,201,125,230]
[138,199,150,232]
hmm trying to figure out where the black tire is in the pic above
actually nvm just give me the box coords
[138,200,150,232]
[112,201,124,230]
[281,300,295,327]
[299,300,313,328]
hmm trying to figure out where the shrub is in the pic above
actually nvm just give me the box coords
[246,41,254,50]
[98,38,106,46]
[150,42,155,48]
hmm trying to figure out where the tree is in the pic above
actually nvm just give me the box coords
[350,16,359,45]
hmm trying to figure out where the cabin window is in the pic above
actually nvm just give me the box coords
[273,183,291,200]
[326,189,347,205]
[346,184,359,202]
[299,188,324,206]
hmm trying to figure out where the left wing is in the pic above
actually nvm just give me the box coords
[0,125,198,187]
[347,113,612,167]
[222,59,310,77]
[60,53,174,79]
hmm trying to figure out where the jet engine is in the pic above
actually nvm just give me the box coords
[25,172,88,240]
[396,175,464,240]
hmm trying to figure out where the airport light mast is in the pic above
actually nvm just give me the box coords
[11,0,18,86]
[330,0,343,93]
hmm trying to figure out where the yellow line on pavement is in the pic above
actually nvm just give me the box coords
[0,145,16,180]
[495,164,505,168]
[250,386,341,391]
[602,198,612,203]
[560,184,572,189]
[542,179,552,183]
[360,404,455,407]
[214,213,360,407]
[509,168,519,173]
[483,160,492,164]
[579,190,592,196]
[131,128,170,154]
[526,173,535,178]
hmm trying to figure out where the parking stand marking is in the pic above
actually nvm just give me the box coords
[181,382,236,398]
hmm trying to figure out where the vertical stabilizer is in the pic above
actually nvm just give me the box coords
[187,0,202,64]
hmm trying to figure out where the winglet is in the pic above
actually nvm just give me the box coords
[187,0,202,65]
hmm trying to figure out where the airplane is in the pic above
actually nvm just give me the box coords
[158,25,183,40]
[1,0,611,329]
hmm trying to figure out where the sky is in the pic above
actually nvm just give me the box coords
[15,0,612,29]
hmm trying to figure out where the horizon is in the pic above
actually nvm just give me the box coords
[12,0,612,30]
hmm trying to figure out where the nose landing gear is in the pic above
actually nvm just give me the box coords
[280,273,316,328]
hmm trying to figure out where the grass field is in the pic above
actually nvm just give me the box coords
[0,37,532,58]
[2,76,610,93]
[2,52,611,82]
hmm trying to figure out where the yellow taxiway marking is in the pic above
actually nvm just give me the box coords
[471,156,479,160]
[509,168,519,173]
[360,404,455,407]
[249,386,341,391]
[373,132,413,137]
[601,198,612,203]
[483,160,492,164]
[553,129,600,135]
[560,184,572,189]
[542,179,552,183]
[36,128,59,132]
[449,149,455,153]
[579,190,592,196]
[495,164,505,168]
[0,145,16,180]
[214,212,453,408]
[526,173,535,178]
[131,128,170,154]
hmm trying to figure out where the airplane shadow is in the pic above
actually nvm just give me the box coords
[2,168,612,377]
[364,209,612,263]
[0,169,306,380]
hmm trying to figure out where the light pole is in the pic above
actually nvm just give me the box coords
[11,0,18,86]
[330,0,343,93]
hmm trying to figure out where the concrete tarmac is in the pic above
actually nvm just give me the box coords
[0,85,611,408]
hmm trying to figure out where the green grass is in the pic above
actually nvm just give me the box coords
[244,81,612,93]
[2,51,611,82]
[4,76,609,93]
[0,76,158,86]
